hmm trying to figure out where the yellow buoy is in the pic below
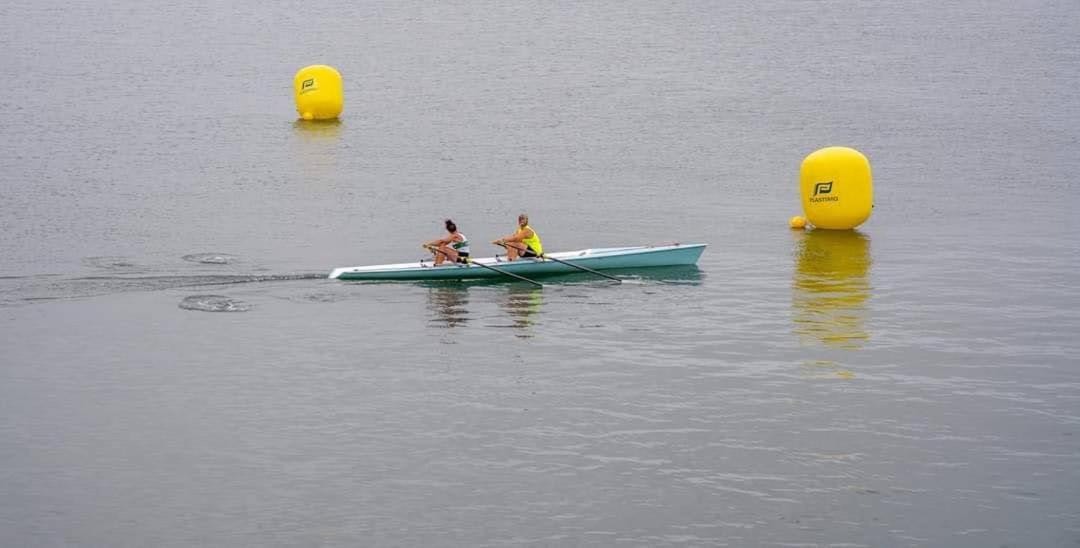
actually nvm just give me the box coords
[294,65,343,121]
[799,146,873,230]
[789,215,807,229]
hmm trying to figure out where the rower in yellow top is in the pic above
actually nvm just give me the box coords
[493,213,543,261]
[423,219,470,266]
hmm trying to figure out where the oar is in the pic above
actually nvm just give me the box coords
[425,245,542,287]
[494,242,622,283]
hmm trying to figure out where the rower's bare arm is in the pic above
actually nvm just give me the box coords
[499,230,527,244]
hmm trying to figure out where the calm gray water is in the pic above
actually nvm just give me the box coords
[2,1,1079,546]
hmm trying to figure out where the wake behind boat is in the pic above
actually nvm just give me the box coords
[328,243,706,281]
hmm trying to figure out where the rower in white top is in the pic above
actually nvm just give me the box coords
[422,219,470,266]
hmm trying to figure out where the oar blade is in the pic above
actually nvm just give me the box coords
[467,258,543,287]
[543,254,622,283]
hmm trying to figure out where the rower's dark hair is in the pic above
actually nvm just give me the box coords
[445,219,457,232]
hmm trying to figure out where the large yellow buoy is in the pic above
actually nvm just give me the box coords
[799,147,873,230]
[294,65,343,121]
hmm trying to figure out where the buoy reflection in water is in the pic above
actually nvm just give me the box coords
[291,119,343,181]
[291,118,342,143]
[792,229,872,351]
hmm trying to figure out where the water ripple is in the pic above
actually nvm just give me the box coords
[178,295,252,312]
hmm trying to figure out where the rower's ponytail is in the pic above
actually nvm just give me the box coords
[445,219,457,232]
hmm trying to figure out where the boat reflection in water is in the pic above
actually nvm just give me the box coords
[422,281,544,336]
[792,229,872,368]
[421,264,699,334]
[611,264,704,285]
[499,286,544,337]
[425,283,470,328]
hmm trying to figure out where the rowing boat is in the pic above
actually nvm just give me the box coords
[329,243,706,282]
[328,243,706,281]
